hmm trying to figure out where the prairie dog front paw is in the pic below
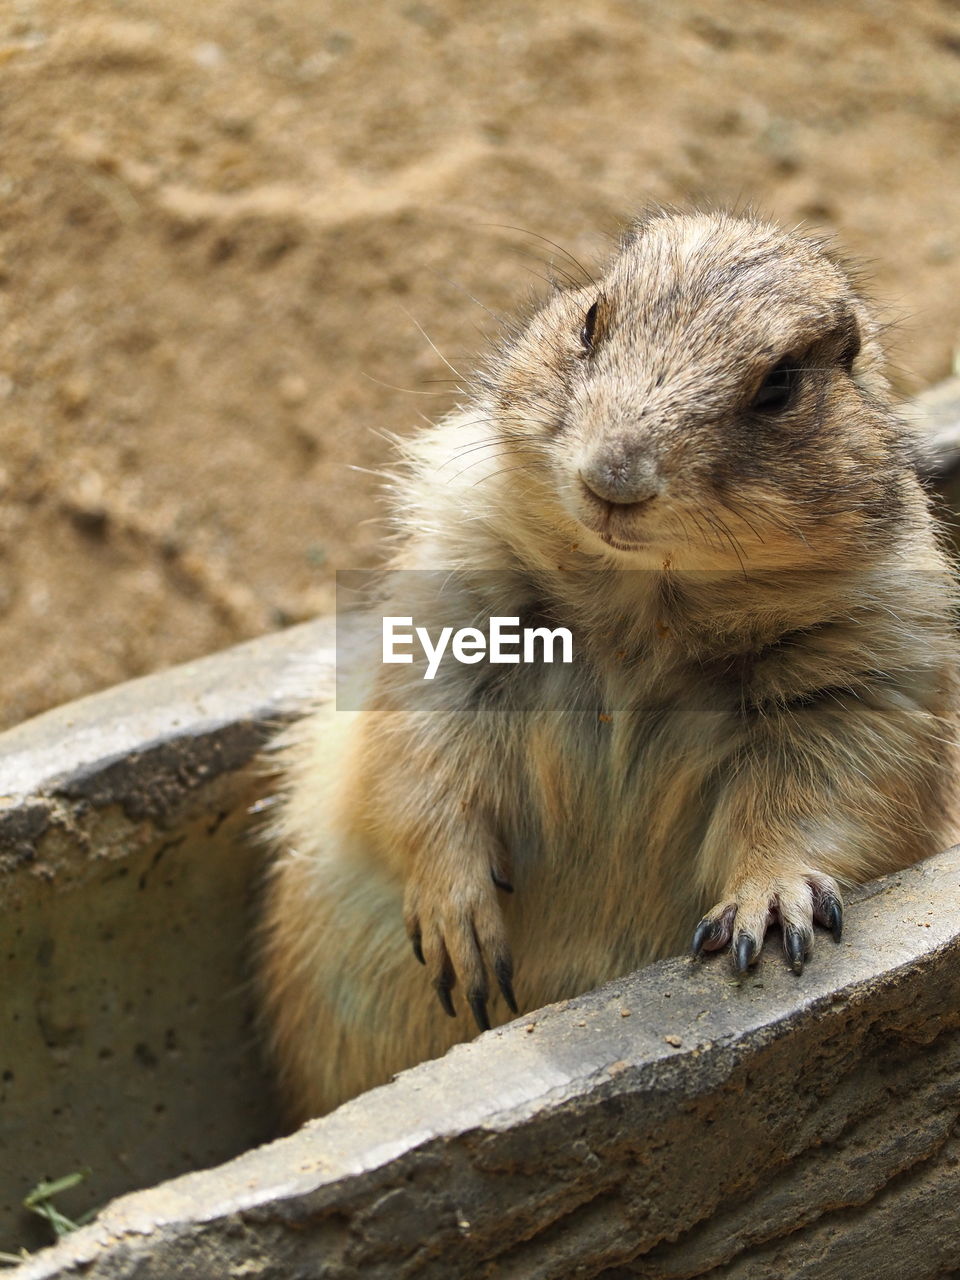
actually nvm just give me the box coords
[404,859,518,1031]
[691,869,843,975]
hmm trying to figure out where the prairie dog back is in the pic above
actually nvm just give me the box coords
[259,210,960,1123]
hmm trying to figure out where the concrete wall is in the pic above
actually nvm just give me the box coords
[0,621,331,1258]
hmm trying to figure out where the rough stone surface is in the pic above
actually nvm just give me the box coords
[5,845,960,1279]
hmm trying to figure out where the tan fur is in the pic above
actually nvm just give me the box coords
[258,210,960,1124]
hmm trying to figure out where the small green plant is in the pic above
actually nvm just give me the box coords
[23,1171,94,1238]
[0,1171,96,1267]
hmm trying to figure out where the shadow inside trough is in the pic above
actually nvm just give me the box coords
[0,619,332,1256]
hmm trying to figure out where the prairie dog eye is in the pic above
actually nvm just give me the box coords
[750,358,797,413]
[580,301,600,351]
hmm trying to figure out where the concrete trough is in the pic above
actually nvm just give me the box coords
[2,384,960,1278]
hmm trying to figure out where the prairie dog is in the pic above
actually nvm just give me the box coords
[260,209,960,1123]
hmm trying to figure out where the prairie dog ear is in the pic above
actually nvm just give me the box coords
[843,296,888,397]
[835,306,862,372]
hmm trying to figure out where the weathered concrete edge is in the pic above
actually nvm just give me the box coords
[912,375,960,477]
[0,618,333,842]
[11,846,960,1278]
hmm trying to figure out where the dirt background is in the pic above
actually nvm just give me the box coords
[1,0,959,730]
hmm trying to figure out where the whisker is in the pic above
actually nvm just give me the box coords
[361,372,459,397]
[716,496,767,544]
[425,270,511,327]
[687,509,725,556]
[703,510,748,575]
[740,497,811,546]
[479,223,598,289]
[442,439,528,467]
[712,509,750,560]
[448,448,529,482]
[503,245,587,292]
[468,462,539,488]
[396,304,465,380]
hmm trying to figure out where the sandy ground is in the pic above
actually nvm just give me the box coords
[1,0,960,729]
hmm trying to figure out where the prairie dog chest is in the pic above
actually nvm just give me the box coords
[499,649,743,876]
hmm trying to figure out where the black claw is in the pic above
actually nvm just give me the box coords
[469,992,491,1032]
[410,929,425,965]
[691,916,719,958]
[495,956,519,1014]
[824,896,843,943]
[434,980,456,1018]
[734,933,756,974]
[491,869,514,894]
[784,925,806,974]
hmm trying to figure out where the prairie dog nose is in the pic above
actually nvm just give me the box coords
[578,448,662,506]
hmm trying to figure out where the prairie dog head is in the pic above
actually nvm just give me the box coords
[479,209,919,572]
